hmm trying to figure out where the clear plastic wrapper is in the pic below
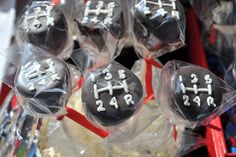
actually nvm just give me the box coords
[71,49,167,141]
[81,58,145,136]
[74,0,127,59]
[14,44,72,118]
[190,0,236,88]
[16,1,74,59]
[132,0,186,58]
[0,43,74,118]
[156,60,236,128]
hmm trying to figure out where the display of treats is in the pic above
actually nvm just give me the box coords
[1,0,236,156]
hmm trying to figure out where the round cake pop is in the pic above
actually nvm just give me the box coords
[82,61,143,126]
[15,56,71,116]
[170,65,227,121]
[134,0,185,57]
[75,0,125,54]
[18,1,68,56]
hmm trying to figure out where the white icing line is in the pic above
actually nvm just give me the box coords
[143,0,179,19]
[193,96,201,107]
[110,97,119,109]
[207,96,216,107]
[124,94,134,105]
[94,84,99,99]
[191,74,198,83]
[183,95,190,106]
[82,1,115,25]
[96,100,106,112]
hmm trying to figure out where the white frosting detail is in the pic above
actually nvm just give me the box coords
[103,69,112,80]
[92,69,133,111]
[23,58,60,91]
[25,3,55,30]
[207,96,216,107]
[183,95,190,106]
[179,74,212,95]
[179,74,215,107]
[110,97,118,109]
[27,83,36,91]
[96,100,106,112]
[205,74,212,84]
[142,0,179,19]
[82,1,115,25]
[191,74,198,83]
[91,74,96,82]
[193,96,201,107]
[124,94,134,105]
[118,69,126,79]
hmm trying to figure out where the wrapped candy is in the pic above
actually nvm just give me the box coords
[14,44,72,117]
[81,60,144,126]
[16,1,73,59]
[75,0,126,58]
[156,60,236,128]
[133,0,186,58]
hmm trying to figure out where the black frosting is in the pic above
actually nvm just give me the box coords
[20,2,68,55]
[76,0,124,52]
[170,66,226,121]
[82,61,143,126]
[15,56,71,116]
[134,0,185,53]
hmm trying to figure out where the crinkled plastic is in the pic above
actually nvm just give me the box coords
[190,0,236,88]
[14,44,72,118]
[0,44,74,118]
[74,0,127,59]
[16,1,74,59]
[175,125,206,156]
[156,60,236,128]
[71,50,167,141]
[39,111,177,157]
[132,0,186,58]
[77,51,144,135]
[0,91,41,157]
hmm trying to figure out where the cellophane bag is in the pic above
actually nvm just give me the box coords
[132,0,186,58]
[74,0,128,59]
[156,60,236,128]
[0,43,76,118]
[190,0,236,88]
[71,49,168,142]
[16,1,74,59]
[14,44,73,118]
